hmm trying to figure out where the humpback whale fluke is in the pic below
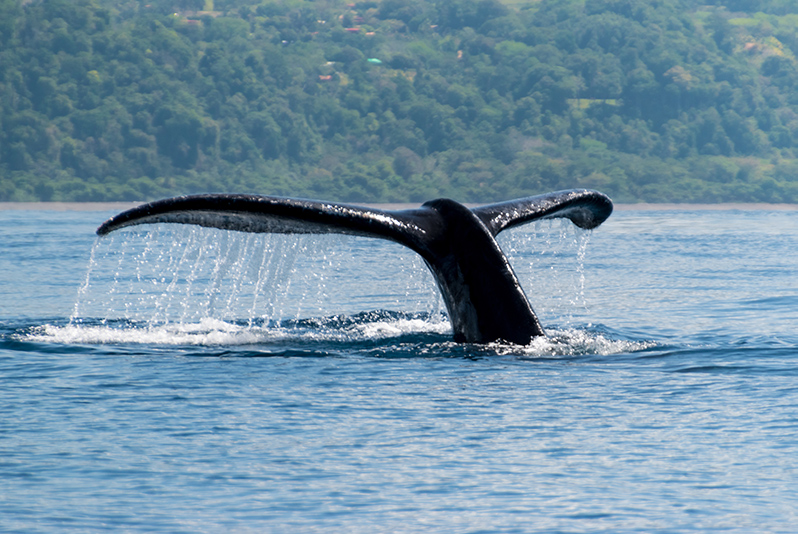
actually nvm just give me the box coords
[97,189,612,345]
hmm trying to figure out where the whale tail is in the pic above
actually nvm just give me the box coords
[97,189,613,344]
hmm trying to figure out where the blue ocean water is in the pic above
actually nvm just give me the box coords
[1,205,797,533]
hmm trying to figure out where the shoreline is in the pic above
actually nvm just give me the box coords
[1,201,798,211]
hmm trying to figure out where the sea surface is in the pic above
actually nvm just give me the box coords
[1,203,797,533]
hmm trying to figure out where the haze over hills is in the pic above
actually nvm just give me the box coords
[2,0,798,203]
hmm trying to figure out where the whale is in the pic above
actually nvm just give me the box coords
[97,189,613,345]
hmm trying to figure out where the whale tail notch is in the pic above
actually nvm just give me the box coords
[97,189,613,344]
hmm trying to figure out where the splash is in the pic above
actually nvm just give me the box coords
[499,219,593,325]
[496,328,657,358]
[68,224,445,332]
[51,220,617,353]
[29,314,452,346]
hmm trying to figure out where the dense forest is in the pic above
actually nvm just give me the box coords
[2,0,798,203]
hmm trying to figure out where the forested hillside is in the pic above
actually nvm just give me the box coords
[2,0,798,202]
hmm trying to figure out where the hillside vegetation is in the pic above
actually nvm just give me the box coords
[2,0,798,202]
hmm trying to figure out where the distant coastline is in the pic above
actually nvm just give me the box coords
[2,202,798,211]
[5,1,798,205]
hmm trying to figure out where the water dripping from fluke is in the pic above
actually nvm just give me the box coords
[59,225,448,347]
[48,190,635,355]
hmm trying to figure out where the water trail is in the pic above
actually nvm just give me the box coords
[499,220,594,327]
[65,220,593,345]
[69,225,442,336]
[69,238,101,324]
[158,225,200,324]
[247,233,274,326]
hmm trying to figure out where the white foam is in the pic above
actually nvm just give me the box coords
[29,318,259,346]
[492,328,656,357]
[350,317,451,338]
[26,315,453,346]
[26,319,652,359]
